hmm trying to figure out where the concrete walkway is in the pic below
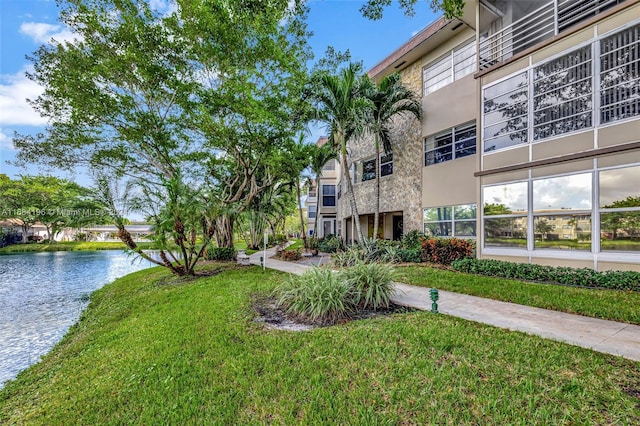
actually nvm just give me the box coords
[250,248,640,362]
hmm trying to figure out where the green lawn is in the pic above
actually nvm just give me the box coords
[1,264,639,424]
[0,241,159,253]
[396,265,640,325]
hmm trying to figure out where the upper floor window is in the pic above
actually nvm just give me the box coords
[483,24,640,154]
[322,159,336,171]
[423,39,476,96]
[600,23,640,124]
[424,121,476,166]
[380,153,393,177]
[361,153,394,181]
[322,185,336,207]
[308,205,316,219]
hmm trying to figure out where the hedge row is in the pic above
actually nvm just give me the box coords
[451,258,640,292]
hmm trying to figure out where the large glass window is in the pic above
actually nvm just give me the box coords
[600,165,640,252]
[424,121,476,166]
[483,182,528,248]
[423,39,476,95]
[533,46,593,140]
[483,72,529,152]
[532,173,592,251]
[600,24,640,124]
[361,158,376,182]
[424,204,476,237]
[322,185,336,207]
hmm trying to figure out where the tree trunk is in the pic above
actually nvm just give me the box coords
[295,179,307,249]
[21,224,29,243]
[341,152,366,245]
[373,139,381,241]
[214,214,235,249]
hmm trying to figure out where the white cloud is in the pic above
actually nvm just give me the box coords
[20,22,76,44]
[0,68,46,127]
[0,130,14,151]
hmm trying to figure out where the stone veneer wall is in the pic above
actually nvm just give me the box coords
[337,62,423,235]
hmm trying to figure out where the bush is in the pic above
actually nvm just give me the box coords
[0,231,22,248]
[205,247,236,261]
[274,263,397,324]
[318,234,343,253]
[401,230,426,250]
[330,248,365,268]
[451,258,640,292]
[342,262,395,309]
[280,249,302,261]
[420,238,475,265]
[275,268,353,324]
[397,248,422,263]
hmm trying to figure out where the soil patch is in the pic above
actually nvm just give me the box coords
[252,294,417,331]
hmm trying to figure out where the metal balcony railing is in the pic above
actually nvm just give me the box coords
[479,0,626,71]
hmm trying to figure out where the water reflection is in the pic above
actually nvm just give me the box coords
[0,251,153,387]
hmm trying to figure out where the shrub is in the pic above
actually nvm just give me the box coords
[330,247,365,268]
[205,247,236,261]
[0,231,22,248]
[401,230,426,250]
[451,258,640,292]
[342,262,395,309]
[420,238,475,265]
[280,249,302,261]
[397,248,422,263]
[318,234,343,253]
[274,268,353,324]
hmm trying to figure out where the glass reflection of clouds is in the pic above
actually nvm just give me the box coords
[533,173,592,212]
[483,182,527,213]
[599,166,640,207]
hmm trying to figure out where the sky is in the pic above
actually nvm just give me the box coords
[0,0,440,182]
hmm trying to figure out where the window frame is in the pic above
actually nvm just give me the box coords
[423,204,477,238]
[322,184,336,207]
[424,121,477,166]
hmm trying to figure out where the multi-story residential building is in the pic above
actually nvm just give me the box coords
[306,137,341,239]
[338,0,640,271]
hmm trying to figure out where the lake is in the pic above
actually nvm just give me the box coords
[0,251,154,387]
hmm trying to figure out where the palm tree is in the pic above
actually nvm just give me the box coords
[308,143,339,239]
[313,64,371,245]
[365,73,422,241]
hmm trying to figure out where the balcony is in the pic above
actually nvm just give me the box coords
[479,0,626,71]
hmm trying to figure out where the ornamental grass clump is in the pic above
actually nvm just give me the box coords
[275,268,353,325]
[274,262,397,325]
[342,261,395,309]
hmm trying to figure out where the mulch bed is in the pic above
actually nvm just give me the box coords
[251,294,417,331]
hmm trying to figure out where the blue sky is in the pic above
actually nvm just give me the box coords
[0,0,439,181]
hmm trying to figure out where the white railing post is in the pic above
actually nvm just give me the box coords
[553,0,559,36]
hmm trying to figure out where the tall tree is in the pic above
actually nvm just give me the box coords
[364,73,422,240]
[15,0,313,274]
[313,64,371,244]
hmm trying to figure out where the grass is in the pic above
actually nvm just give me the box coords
[284,238,303,251]
[1,264,640,424]
[396,265,640,325]
[0,241,159,253]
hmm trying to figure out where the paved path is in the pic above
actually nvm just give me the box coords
[250,248,640,362]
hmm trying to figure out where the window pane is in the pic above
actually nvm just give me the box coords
[425,222,452,237]
[599,166,640,208]
[483,72,529,152]
[424,207,452,222]
[322,185,335,195]
[381,162,393,177]
[425,146,452,165]
[601,212,640,251]
[362,159,376,181]
[455,221,476,237]
[533,215,591,250]
[600,24,640,124]
[484,217,527,248]
[533,46,593,140]
[533,173,592,212]
[454,204,477,220]
[483,182,528,214]
[453,40,477,80]
[424,55,452,95]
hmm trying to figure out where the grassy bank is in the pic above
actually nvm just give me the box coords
[396,265,640,325]
[0,241,158,254]
[2,264,639,424]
